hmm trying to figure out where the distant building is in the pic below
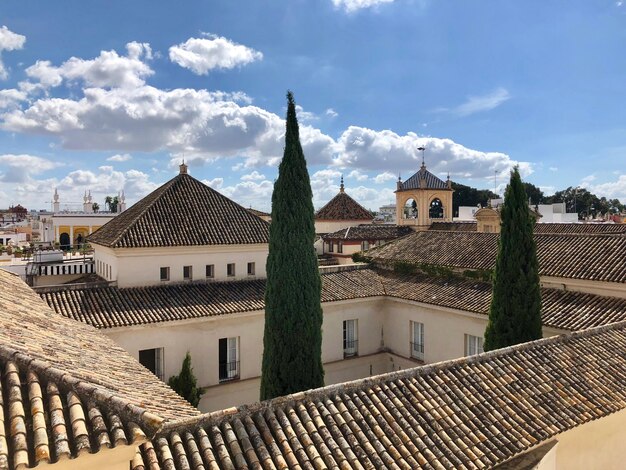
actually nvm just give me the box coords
[395,162,453,230]
[88,162,270,287]
[315,177,373,235]
[246,207,272,223]
[322,224,413,263]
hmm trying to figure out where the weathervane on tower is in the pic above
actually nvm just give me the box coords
[418,146,426,167]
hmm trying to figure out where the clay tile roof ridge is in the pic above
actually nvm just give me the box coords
[92,176,178,248]
[156,319,626,437]
[0,345,166,438]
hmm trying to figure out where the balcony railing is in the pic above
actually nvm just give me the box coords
[218,361,240,382]
[410,342,424,361]
[343,340,359,358]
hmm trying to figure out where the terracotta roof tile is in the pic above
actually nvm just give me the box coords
[134,321,626,469]
[399,166,449,190]
[88,173,270,248]
[316,192,372,221]
[39,268,626,332]
[323,224,413,241]
[368,231,626,283]
[0,269,198,426]
[430,221,626,235]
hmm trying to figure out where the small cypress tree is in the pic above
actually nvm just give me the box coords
[484,167,542,351]
[260,91,324,400]
[168,352,204,407]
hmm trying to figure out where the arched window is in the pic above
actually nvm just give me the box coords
[403,199,418,219]
[429,198,444,219]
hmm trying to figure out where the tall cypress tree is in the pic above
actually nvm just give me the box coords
[484,167,542,351]
[260,91,324,400]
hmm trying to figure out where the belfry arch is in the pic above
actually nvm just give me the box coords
[395,162,454,230]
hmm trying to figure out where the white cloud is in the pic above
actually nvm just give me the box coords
[0,88,27,109]
[332,0,395,13]
[2,85,336,168]
[333,126,529,182]
[582,174,626,200]
[219,179,274,210]
[106,153,132,162]
[24,42,153,89]
[348,169,368,181]
[169,35,263,75]
[0,26,26,80]
[549,167,558,172]
[0,154,61,183]
[241,170,266,181]
[202,177,224,190]
[449,87,511,117]
[373,171,396,184]
[295,105,318,122]
[325,108,338,118]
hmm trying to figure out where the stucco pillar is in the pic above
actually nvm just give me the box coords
[54,225,59,243]
[70,226,74,248]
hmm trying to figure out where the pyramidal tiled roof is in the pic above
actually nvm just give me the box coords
[399,164,449,190]
[315,190,372,221]
[89,173,270,248]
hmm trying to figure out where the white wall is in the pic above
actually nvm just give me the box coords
[103,295,567,413]
[94,244,268,287]
[315,220,370,235]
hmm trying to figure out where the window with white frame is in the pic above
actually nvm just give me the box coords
[361,240,370,251]
[465,334,484,356]
[343,319,358,357]
[183,265,193,281]
[337,241,343,253]
[328,241,334,253]
[247,262,255,276]
[411,321,424,361]
[206,264,214,278]
[139,347,164,380]
[218,337,239,381]
[160,266,170,281]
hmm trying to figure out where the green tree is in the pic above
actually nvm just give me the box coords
[260,91,324,400]
[484,167,542,351]
[522,182,544,205]
[451,182,499,217]
[104,195,119,212]
[167,352,204,407]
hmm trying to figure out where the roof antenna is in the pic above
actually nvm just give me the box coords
[417,146,426,168]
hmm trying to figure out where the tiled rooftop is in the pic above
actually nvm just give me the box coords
[315,191,372,221]
[399,165,449,190]
[0,269,199,426]
[88,173,270,248]
[367,230,626,283]
[323,224,413,241]
[132,321,626,469]
[430,221,626,235]
[39,268,626,332]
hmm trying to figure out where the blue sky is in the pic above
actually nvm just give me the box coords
[0,0,625,212]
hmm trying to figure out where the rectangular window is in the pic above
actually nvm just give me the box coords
[247,262,255,276]
[206,264,214,278]
[183,265,193,281]
[343,319,358,357]
[465,334,484,356]
[227,263,236,277]
[338,241,343,254]
[160,267,170,281]
[361,240,370,251]
[411,321,425,361]
[218,337,239,382]
[139,347,164,380]
[328,241,334,253]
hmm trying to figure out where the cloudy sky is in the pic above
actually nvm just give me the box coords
[1,0,625,212]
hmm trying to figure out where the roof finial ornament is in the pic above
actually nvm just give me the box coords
[340,175,344,193]
[418,146,426,168]
[179,157,188,175]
